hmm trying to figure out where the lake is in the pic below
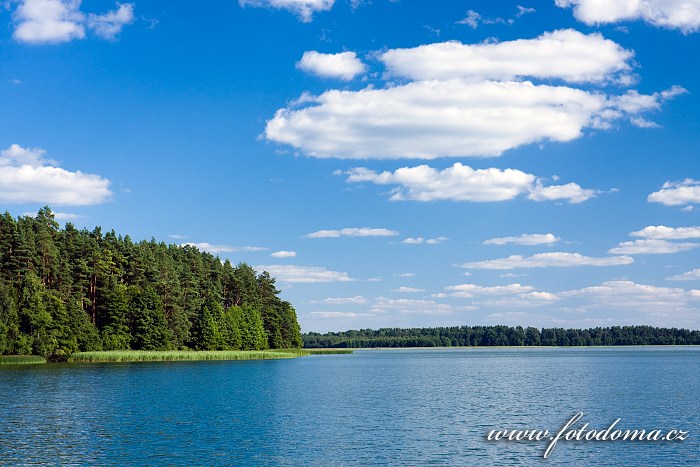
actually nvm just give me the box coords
[1,347,698,465]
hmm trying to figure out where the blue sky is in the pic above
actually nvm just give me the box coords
[1,0,700,332]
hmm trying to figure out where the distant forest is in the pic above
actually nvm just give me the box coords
[0,207,302,360]
[303,325,700,348]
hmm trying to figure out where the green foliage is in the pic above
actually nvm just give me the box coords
[0,207,303,358]
[304,325,700,348]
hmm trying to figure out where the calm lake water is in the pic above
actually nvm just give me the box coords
[1,347,698,466]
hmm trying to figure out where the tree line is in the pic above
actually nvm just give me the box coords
[0,207,302,360]
[303,325,700,348]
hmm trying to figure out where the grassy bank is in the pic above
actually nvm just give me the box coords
[69,349,306,363]
[0,355,47,365]
[1,348,352,365]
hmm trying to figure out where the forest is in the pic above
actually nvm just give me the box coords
[0,207,302,360]
[303,325,700,348]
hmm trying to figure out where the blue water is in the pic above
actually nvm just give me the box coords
[1,347,698,465]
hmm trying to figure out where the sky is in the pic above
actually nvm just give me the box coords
[1,0,700,332]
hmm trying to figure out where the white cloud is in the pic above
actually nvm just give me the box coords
[267,77,681,160]
[23,211,84,221]
[516,5,536,16]
[391,286,425,293]
[456,10,481,27]
[305,227,398,238]
[309,311,362,318]
[475,291,560,308]
[342,163,595,203]
[401,236,448,244]
[668,269,700,281]
[0,144,112,205]
[297,51,365,80]
[183,242,268,254]
[631,225,700,240]
[609,239,699,255]
[12,0,134,44]
[445,283,535,298]
[484,233,560,245]
[370,297,475,315]
[562,280,700,309]
[648,179,700,206]
[527,182,596,203]
[255,264,354,283]
[266,80,609,159]
[312,296,367,305]
[168,234,188,239]
[86,3,134,40]
[380,29,633,83]
[557,0,700,33]
[13,0,84,43]
[239,0,334,22]
[271,250,297,258]
[458,252,634,270]
[395,272,416,278]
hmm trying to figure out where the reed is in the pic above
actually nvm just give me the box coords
[0,355,47,365]
[307,349,354,355]
[69,350,302,363]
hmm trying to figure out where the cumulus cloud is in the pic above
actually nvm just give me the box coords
[380,29,633,83]
[401,236,448,244]
[13,0,84,43]
[239,0,334,22]
[23,211,84,221]
[458,252,634,270]
[557,0,700,33]
[266,26,683,160]
[12,0,134,44]
[312,296,367,305]
[342,163,595,203]
[255,264,354,283]
[631,225,700,240]
[309,311,362,318]
[266,80,609,159]
[0,144,112,205]
[445,283,535,298]
[609,239,699,255]
[86,3,134,40]
[648,179,700,206]
[561,280,700,310]
[391,286,425,293]
[668,269,700,281]
[475,291,560,308]
[183,243,268,254]
[484,233,560,245]
[370,297,475,315]
[305,227,398,238]
[271,250,297,258]
[266,78,681,160]
[527,182,596,203]
[297,51,365,80]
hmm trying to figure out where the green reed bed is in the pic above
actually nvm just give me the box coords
[69,350,303,363]
[0,355,47,365]
[307,349,354,355]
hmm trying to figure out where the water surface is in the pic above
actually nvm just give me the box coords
[1,347,698,465]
